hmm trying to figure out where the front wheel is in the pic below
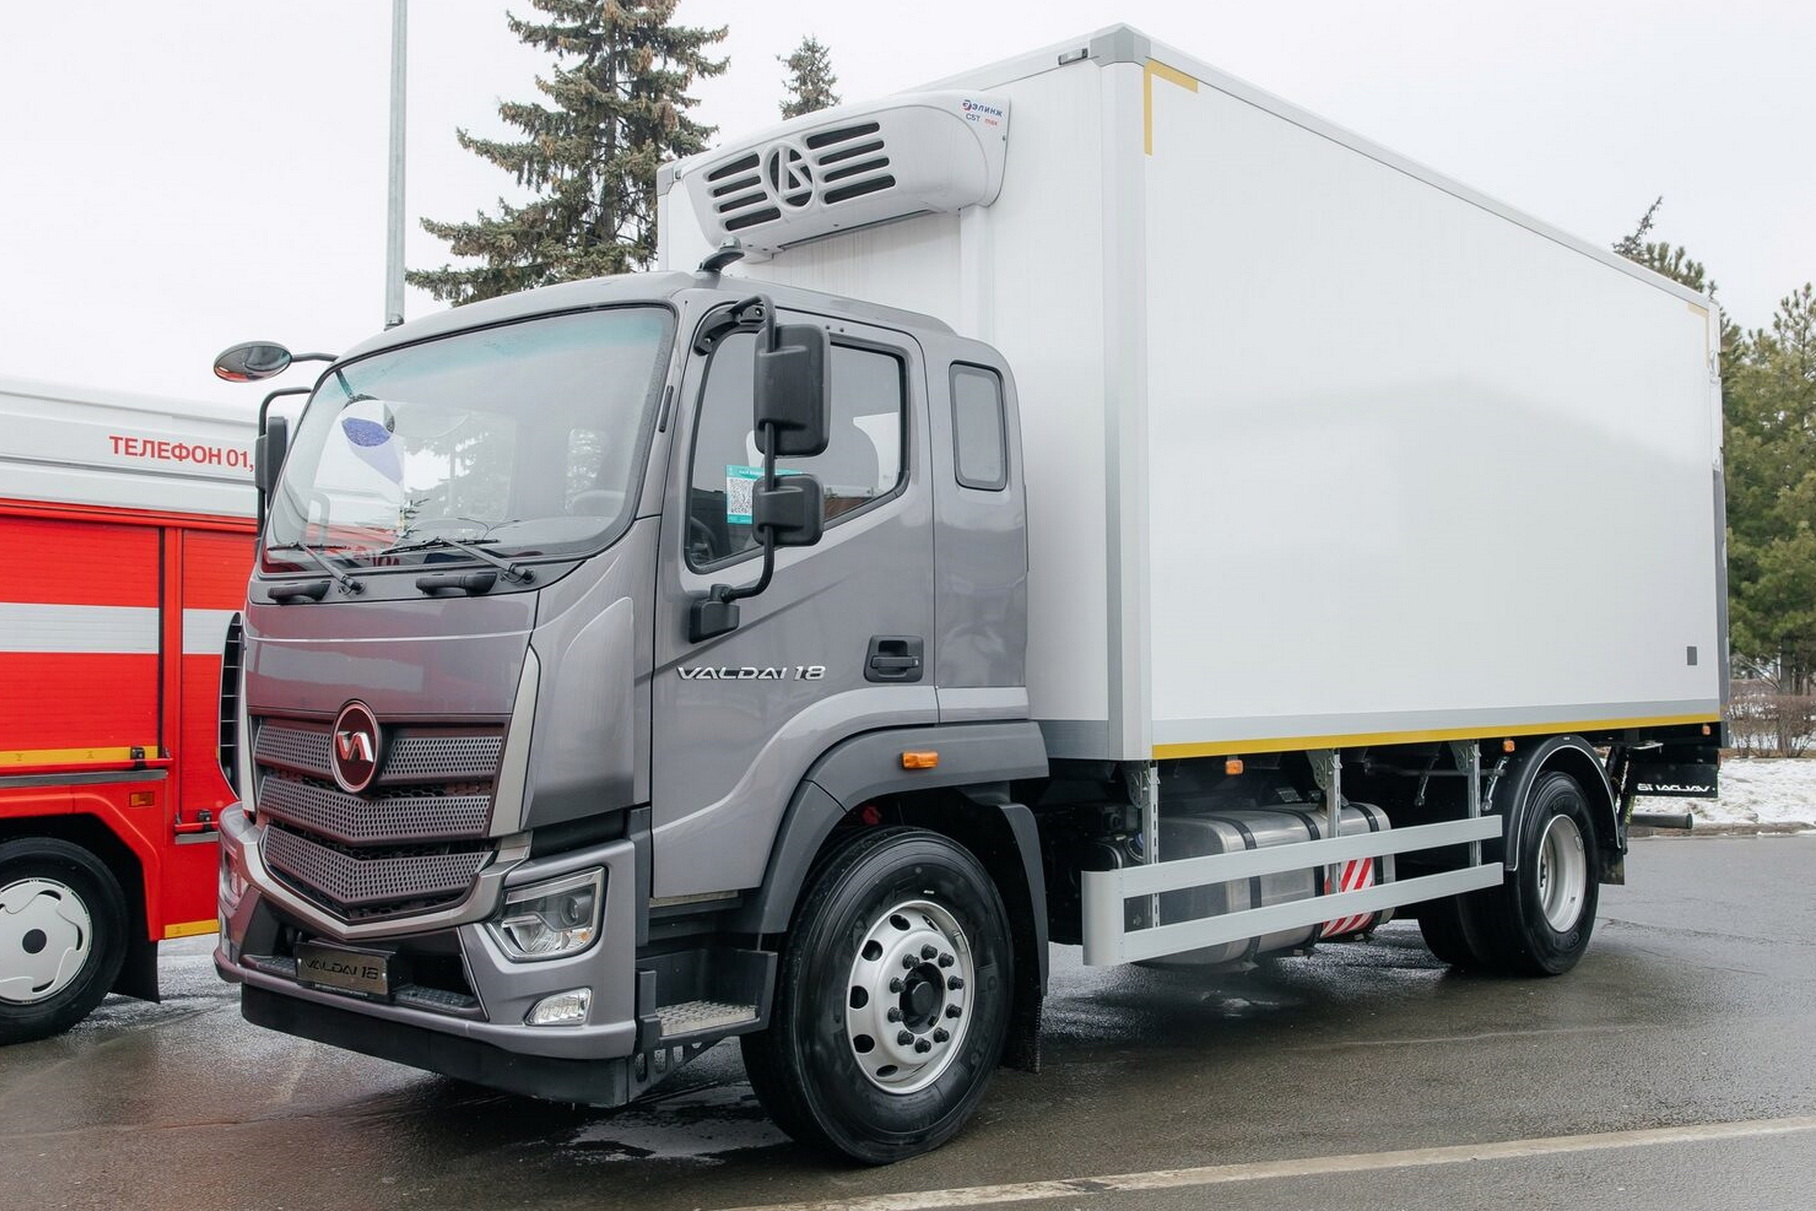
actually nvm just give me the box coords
[1466,772,1600,976]
[0,838,129,1044]
[741,828,1014,1163]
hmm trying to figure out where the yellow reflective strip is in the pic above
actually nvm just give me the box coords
[1143,59,1200,156]
[0,745,159,767]
[164,920,218,940]
[1153,714,1721,760]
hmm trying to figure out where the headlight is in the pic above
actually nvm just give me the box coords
[486,869,604,961]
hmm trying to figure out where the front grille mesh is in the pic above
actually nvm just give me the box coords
[265,826,488,907]
[380,735,503,782]
[253,715,505,923]
[254,723,503,785]
[258,776,492,845]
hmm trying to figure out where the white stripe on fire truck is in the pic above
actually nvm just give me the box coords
[0,603,159,654]
[182,608,238,656]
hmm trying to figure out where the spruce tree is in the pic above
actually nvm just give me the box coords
[409,0,727,305]
[778,35,840,120]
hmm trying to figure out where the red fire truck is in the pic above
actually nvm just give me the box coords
[1,377,255,1041]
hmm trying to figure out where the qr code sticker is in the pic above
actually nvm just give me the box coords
[725,464,762,525]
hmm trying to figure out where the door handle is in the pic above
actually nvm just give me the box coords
[866,636,924,683]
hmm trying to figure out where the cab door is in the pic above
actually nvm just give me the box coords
[650,310,935,898]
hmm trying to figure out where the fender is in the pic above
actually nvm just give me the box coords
[731,721,1048,938]
[1488,735,1620,876]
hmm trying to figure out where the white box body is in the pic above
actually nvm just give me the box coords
[659,26,1725,761]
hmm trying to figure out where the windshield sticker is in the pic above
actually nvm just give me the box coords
[725,464,801,525]
[341,414,403,482]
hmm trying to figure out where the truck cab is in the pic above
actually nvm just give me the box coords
[215,273,1047,1157]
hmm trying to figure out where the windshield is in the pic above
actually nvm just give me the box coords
[265,306,672,571]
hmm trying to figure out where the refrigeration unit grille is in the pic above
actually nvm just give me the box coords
[678,93,1007,257]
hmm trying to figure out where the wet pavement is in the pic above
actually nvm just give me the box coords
[3,835,1813,1211]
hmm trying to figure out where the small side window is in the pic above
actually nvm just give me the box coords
[951,364,1007,491]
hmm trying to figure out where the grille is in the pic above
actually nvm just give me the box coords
[258,776,491,845]
[707,121,893,233]
[252,714,506,923]
[382,735,504,782]
[265,825,489,908]
[255,723,332,780]
[255,721,503,785]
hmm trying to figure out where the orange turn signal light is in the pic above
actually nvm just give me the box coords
[1502,740,1516,753]
[901,751,939,770]
[1225,758,1244,775]
[129,791,156,807]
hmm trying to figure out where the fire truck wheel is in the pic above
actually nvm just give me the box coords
[0,839,129,1044]
[741,827,1013,1164]
[1464,772,1600,976]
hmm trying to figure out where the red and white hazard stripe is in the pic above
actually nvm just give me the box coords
[1321,858,1378,938]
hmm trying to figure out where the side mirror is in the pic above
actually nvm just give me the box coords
[254,414,289,498]
[753,474,823,547]
[215,342,295,383]
[754,323,830,457]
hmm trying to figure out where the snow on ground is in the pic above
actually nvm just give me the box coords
[1636,757,1816,830]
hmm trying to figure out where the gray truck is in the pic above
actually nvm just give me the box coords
[212,30,1724,1163]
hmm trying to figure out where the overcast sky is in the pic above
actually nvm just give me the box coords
[0,0,1808,405]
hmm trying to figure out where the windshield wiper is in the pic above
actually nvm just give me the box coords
[378,535,533,584]
[266,540,364,596]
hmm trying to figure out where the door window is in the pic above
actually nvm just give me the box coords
[686,330,906,568]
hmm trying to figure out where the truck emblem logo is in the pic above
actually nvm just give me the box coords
[330,700,382,793]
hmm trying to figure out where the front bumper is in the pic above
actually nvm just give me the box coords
[215,805,644,1100]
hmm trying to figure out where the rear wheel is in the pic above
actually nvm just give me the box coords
[1465,772,1600,976]
[0,839,129,1044]
[741,828,1013,1163]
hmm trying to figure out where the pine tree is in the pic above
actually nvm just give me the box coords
[778,35,840,120]
[1614,197,1741,366]
[409,0,727,305]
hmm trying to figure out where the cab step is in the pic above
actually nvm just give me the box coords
[657,999,758,1039]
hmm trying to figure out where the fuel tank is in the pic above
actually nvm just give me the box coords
[1143,803,1395,969]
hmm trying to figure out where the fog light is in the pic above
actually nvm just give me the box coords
[486,868,604,961]
[527,988,591,1026]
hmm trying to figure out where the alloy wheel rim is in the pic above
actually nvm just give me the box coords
[844,898,975,1094]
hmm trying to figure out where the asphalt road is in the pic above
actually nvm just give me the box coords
[3,835,1813,1211]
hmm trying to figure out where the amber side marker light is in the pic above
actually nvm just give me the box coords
[129,791,156,807]
[901,751,939,770]
[1225,758,1244,775]
[1502,740,1516,753]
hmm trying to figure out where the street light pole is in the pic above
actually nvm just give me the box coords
[384,0,408,329]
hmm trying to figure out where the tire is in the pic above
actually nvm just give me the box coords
[0,838,129,1044]
[1464,772,1600,976]
[1418,894,1488,968]
[741,827,1014,1163]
